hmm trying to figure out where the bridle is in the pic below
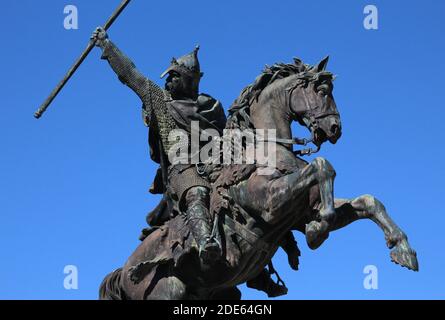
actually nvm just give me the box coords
[224,74,339,158]
[250,99,339,157]
[288,83,339,156]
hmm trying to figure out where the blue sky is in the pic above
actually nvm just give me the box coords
[1,0,444,300]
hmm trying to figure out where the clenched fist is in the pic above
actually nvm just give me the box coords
[91,27,109,47]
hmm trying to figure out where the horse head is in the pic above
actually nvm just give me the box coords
[288,56,342,147]
[229,56,342,154]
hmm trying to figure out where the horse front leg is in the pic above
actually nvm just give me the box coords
[327,195,418,271]
[301,157,337,250]
[265,157,336,249]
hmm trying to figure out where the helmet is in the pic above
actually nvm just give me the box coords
[160,46,203,96]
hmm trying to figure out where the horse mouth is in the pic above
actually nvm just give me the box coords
[329,135,340,144]
[313,126,341,145]
[328,125,342,144]
[313,129,328,146]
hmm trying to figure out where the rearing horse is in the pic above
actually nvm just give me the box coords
[99,56,418,300]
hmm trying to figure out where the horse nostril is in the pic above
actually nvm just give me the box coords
[331,124,339,135]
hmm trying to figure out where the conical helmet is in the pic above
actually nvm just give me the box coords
[160,46,203,81]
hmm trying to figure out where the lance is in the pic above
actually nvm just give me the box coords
[34,0,132,119]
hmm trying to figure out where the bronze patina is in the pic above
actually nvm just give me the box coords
[36,1,418,300]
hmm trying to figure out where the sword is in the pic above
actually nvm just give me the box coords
[34,0,132,119]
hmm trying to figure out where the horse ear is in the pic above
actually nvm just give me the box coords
[293,57,302,66]
[315,56,330,72]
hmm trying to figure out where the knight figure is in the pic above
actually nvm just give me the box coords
[91,27,226,265]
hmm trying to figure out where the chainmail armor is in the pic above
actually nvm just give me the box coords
[101,39,178,154]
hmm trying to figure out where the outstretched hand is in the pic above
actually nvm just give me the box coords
[91,27,109,47]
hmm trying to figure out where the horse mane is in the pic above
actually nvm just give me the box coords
[227,57,333,129]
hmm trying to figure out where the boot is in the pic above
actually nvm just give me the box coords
[185,186,221,265]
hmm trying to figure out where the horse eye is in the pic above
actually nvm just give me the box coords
[317,87,326,95]
[317,84,330,95]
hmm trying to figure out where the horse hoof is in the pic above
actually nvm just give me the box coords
[390,239,419,272]
[305,220,329,250]
[288,254,300,271]
[286,245,301,271]
[267,283,288,298]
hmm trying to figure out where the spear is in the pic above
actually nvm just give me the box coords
[34,0,132,119]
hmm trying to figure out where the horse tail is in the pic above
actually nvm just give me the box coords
[99,268,127,300]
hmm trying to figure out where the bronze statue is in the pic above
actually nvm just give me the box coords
[90,32,418,299]
[35,1,418,300]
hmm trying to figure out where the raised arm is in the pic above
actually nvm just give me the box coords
[91,27,166,127]
[92,28,154,100]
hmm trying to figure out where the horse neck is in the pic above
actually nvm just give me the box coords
[249,82,293,139]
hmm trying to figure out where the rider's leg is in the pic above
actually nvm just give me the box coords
[184,186,221,264]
